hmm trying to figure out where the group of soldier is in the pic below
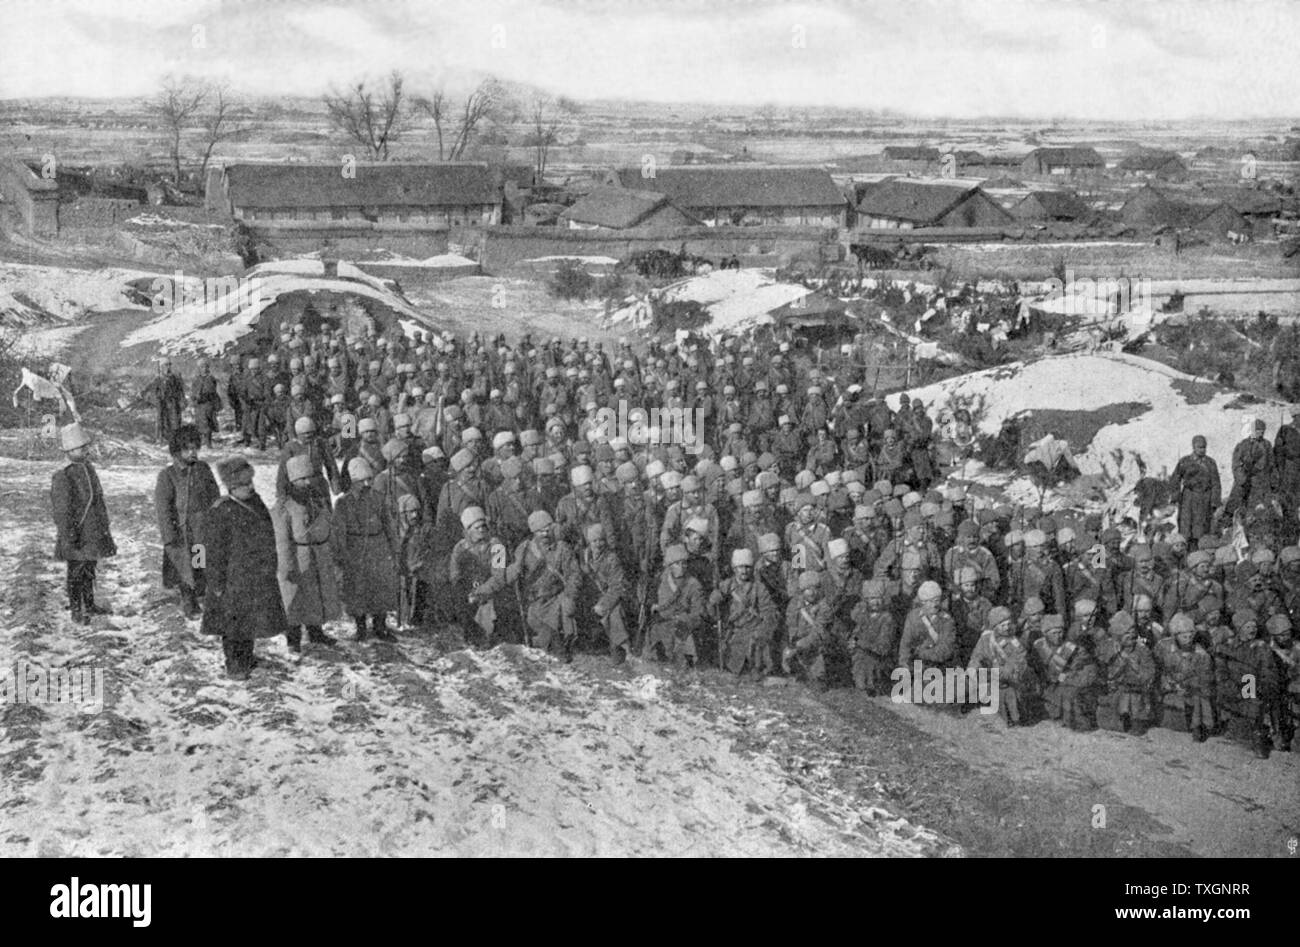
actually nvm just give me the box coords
[48,317,1300,759]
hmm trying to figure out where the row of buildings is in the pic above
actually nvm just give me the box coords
[3,152,1286,244]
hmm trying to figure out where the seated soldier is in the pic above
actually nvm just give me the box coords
[1032,612,1098,731]
[643,544,707,668]
[968,605,1034,726]
[1154,612,1215,741]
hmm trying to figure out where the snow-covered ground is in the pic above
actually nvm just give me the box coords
[901,351,1283,506]
[611,269,813,333]
[0,453,949,857]
[0,261,153,322]
[9,324,89,358]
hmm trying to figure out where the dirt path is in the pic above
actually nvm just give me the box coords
[880,696,1298,858]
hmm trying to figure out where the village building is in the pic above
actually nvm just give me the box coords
[0,157,60,236]
[559,186,699,231]
[208,162,503,227]
[603,165,848,227]
[1011,189,1092,222]
[1119,184,1249,235]
[854,178,1012,229]
[1117,150,1189,180]
[1020,146,1106,178]
[880,145,942,173]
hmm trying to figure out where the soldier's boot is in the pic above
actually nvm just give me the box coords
[83,585,112,616]
[286,626,303,655]
[1120,713,1132,734]
[224,640,251,680]
[1253,731,1272,759]
[181,587,201,621]
[353,615,370,641]
[370,613,396,642]
[307,624,337,647]
[610,643,627,667]
[561,635,575,664]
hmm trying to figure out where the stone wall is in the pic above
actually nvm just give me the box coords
[479,224,842,271]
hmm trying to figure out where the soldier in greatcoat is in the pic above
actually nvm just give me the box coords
[202,456,289,678]
[448,505,509,647]
[51,423,117,625]
[507,511,580,660]
[274,453,342,653]
[154,423,220,619]
[1169,435,1222,541]
[579,523,631,664]
[330,457,399,641]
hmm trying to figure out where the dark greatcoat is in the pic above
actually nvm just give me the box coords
[330,486,400,614]
[155,458,221,589]
[201,492,289,641]
[51,461,116,561]
[1170,452,1221,541]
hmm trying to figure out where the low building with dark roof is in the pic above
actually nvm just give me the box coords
[559,186,698,231]
[1117,151,1188,180]
[603,165,847,227]
[1012,189,1091,222]
[210,162,503,227]
[1120,185,1249,234]
[855,179,1012,229]
[1020,147,1106,177]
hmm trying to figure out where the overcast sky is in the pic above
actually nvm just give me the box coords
[2,0,1297,119]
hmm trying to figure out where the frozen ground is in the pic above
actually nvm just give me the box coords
[0,450,952,857]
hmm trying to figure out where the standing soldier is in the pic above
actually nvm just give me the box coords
[486,456,535,552]
[555,465,615,554]
[949,565,994,662]
[154,423,220,620]
[1227,419,1273,515]
[507,511,580,661]
[943,519,1000,601]
[1274,409,1300,509]
[157,359,186,444]
[579,523,631,665]
[330,457,399,642]
[711,548,778,678]
[1263,614,1298,754]
[51,423,117,625]
[241,357,268,450]
[193,360,222,448]
[274,454,342,653]
[202,456,289,678]
[1170,435,1222,541]
[449,506,509,648]
[276,416,340,502]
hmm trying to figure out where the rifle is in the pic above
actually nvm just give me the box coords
[514,574,532,649]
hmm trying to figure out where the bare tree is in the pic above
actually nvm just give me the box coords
[323,71,407,160]
[198,82,243,187]
[415,78,511,162]
[528,93,577,181]
[153,76,206,185]
[414,88,448,159]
